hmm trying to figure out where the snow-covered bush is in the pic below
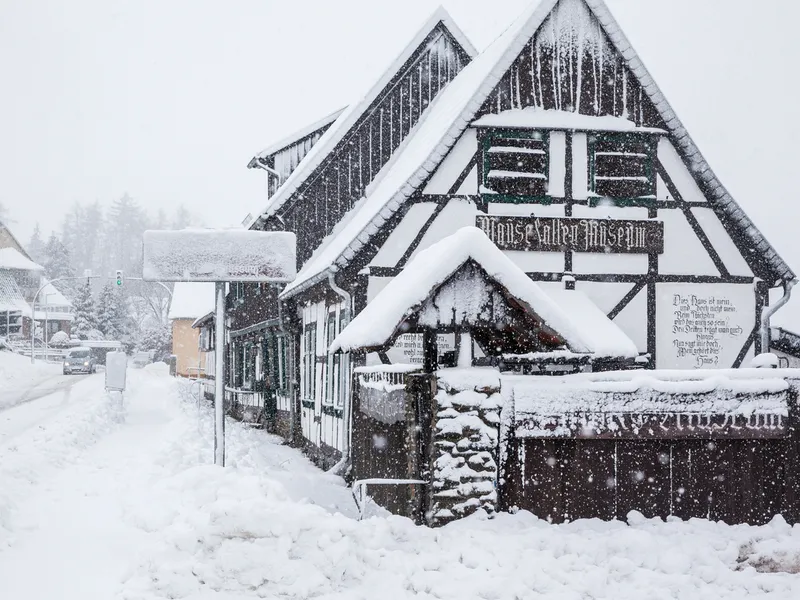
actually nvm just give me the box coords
[137,325,172,362]
[49,331,70,347]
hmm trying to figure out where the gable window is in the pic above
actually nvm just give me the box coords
[481,130,548,200]
[589,133,655,200]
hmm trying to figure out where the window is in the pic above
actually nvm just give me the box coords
[590,133,655,199]
[481,130,548,199]
[302,324,316,403]
[276,336,287,390]
[324,312,337,406]
[336,311,348,408]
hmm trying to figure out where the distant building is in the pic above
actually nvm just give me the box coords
[0,220,72,341]
[168,282,215,377]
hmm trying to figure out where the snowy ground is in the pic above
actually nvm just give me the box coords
[0,364,799,599]
[0,349,76,410]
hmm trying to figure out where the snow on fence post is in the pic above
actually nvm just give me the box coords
[142,228,296,467]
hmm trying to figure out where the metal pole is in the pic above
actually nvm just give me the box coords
[44,295,48,362]
[214,281,226,466]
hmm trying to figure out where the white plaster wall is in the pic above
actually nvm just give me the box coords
[657,138,707,203]
[657,208,719,276]
[690,207,753,277]
[370,202,438,268]
[422,128,477,194]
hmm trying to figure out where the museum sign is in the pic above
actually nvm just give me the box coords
[475,215,664,254]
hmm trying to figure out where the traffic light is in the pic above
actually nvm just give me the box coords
[115,270,123,287]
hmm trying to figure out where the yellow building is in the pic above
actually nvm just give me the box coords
[168,282,215,378]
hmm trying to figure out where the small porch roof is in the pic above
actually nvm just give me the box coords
[330,227,637,358]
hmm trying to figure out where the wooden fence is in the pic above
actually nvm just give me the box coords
[503,411,800,525]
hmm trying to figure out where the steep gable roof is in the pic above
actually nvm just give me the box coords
[247,6,477,229]
[0,220,33,261]
[248,107,346,168]
[0,247,43,272]
[282,0,794,298]
[331,226,637,358]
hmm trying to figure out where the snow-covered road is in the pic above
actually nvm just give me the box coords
[0,364,799,599]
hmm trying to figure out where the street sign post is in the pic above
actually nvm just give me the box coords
[142,228,296,466]
[105,351,127,392]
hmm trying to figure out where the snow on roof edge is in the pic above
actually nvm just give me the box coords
[280,0,559,298]
[249,6,478,227]
[249,107,347,165]
[330,226,636,358]
[281,0,795,297]
[585,0,795,283]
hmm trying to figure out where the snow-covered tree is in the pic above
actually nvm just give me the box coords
[96,282,129,340]
[44,233,77,298]
[72,280,97,339]
[137,324,172,362]
[27,224,47,265]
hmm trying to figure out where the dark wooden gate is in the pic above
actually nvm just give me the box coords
[350,369,434,522]
[504,432,800,524]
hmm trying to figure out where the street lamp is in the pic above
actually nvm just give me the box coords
[43,292,54,362]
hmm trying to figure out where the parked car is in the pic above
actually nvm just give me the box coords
[131,351,151,369]
[63,347,96,375]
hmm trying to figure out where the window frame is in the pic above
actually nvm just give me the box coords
[323,311,337,407]
[480,128,550,203]
[588,132,657,205]
[336,311,348,409]
[302,323,317,406]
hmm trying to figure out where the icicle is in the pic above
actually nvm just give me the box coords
[622,68,628,120]
[612,59,617,116]
[575,12,584,114]
[515,63,522,109]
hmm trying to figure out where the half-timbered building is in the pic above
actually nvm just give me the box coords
[225,0,800,524]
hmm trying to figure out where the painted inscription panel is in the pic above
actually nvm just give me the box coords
[656,283,754,369]
[475,215,663,254]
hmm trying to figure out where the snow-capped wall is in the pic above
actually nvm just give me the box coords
[430,368,503,525]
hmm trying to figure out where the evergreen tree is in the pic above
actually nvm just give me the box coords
[96,282,129,340]
[137,324,172,362]
[72,280,97,340]
[172,204,192,229]
[27,224,47,264]
[43,233,77,298]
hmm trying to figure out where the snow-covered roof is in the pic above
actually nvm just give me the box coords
[38,280,71,308]
[0,247,43,272]
[248,6,477,227]
[191,310,215,329]
[331,227,637,358]
[281,0,794,298]
[168,282,216,320]
[249,107,347,165]
[0,272,31,316]
[471,108,666,133]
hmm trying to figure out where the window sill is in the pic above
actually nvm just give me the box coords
[587,196,657,208]
[480,193,556,204]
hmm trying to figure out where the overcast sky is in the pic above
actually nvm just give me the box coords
[2,0,799,324]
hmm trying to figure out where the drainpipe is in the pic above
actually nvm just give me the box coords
[760,278,797,356]
[327,270,352,476]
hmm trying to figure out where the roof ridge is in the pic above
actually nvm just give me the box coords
[247,6,477,228]
[281,0,794,297]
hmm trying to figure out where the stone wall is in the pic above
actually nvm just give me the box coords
[429,368,502,526]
